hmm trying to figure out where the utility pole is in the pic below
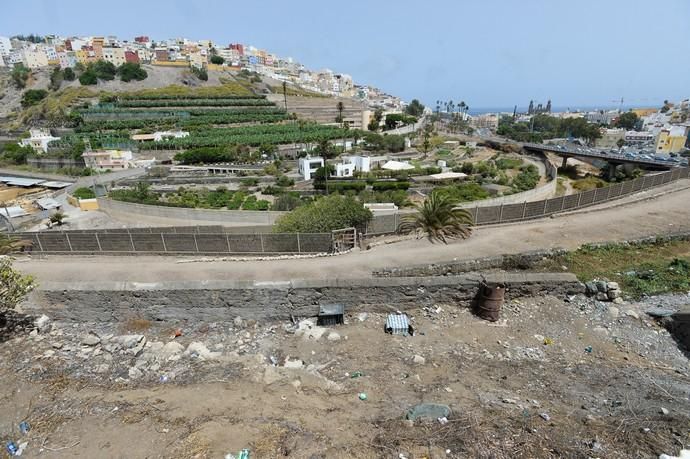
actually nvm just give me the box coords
[282,81,288,113]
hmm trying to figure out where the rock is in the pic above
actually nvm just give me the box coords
[295,319,328,340]
[539,412,551,421]
[660,407,669,415]
[412,355,426,365]
[502,398,517,404]
[233,316,245,328]
[612,297,625,305]
[585,282,598,295]
[51,342,63,349]
[607,289,621,300]
[94,364,110,374]
[284,358,304,369]
[596,292,609,301]
[357,312,369,322]
[595,280,608,293]
[625,310,640,320]
[327,331,341,341]
[35,314,51,333]
[646,307,675,318]
[128,366,143,379]
[163,341,185,356]
[291,379,302,389]
[116,334,146,349]
[606,281,619,291]
[81,333,101,346]
[607,306,620,319]
[185,341,221,360]
[42,350,55,358]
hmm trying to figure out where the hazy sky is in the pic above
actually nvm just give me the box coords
[2,0,689,109]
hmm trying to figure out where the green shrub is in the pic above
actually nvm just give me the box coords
[272,193,304,211]
[372,181,410,191]
[63,67,76,81]
[0,143,33,164]
[118,62,148,82]
[240,177,259,187]
[316,180,367,192]
[511,164,540,192]
[21,89,48,107]
[210,55,224,65]
[275,175,295,187]
[79,70,98,85]
[274,194,372,233]
[436,182,489,202]
[72,187,96,199]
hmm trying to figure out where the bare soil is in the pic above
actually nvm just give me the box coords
[1,293,688,458]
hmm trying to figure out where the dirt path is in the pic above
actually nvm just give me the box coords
[15,181,690,284]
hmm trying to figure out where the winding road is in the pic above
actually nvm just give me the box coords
[15,179,690,286]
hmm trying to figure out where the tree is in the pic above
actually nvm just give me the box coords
[336,101,345,124]
[404,99,425,117]
[192,67,208,81]
[11,64,30,89]
[274,194,372,233]
[0,255,35,316]
[63,67,76,81]
[117,62,148,82]
[351,130,361,153]
[614,111,639,130]
[79,70,98,85]
[210,55,224,65]
[21,89,48,107]
[417,122,434,156]
[398,191,473,244]
[616,138,625,149]
[49,67,63,91]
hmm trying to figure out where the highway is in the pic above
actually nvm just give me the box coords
[522,142,681,169]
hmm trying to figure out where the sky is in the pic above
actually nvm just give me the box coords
[1,0,689,110]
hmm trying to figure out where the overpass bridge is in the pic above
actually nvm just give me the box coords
[522,142,677,172]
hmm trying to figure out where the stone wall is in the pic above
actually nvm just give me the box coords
[26,272,583,323]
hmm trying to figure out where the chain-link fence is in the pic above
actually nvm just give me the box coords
[365,167,690,235]
[13,229,334,255]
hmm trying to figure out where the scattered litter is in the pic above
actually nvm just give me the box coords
[173,329,183,338]
[386,313,414,336]
[350,371,364,378]
[437,416,448,425]
[646,307,675,318]
[406,403,451,421]
[159,375,169,383]
[19,421,30,434]
[584,346,593,353]
[659,449,690,459]
[660,407,670,415]
[225,450,250,459]
[358,393,368,401]
[543,337,554,345]
[269,356,278,366]
[6,442,18,456]
[539,412,551,421]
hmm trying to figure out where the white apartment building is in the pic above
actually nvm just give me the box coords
[44,46,58,61]
[0,36,12,56]
[82,150,133,170]
[6,51,24,65]
[22,48,49,68]
[0,54,5,67]
[58,51,78,68]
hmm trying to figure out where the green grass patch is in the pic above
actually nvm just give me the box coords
[572,176,607,191]
[540,239,690,298]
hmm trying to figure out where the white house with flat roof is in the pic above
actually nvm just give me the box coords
[19,129,60,153]
[82,149,133,171]
[298,156,324,180]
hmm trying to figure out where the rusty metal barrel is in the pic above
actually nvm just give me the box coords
[477,282,505,322]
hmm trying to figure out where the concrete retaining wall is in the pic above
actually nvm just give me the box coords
[26,272,583,322]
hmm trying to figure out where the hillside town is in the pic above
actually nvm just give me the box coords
[0,34,404,110]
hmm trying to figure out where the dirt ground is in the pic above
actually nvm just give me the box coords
[1,291,689,458]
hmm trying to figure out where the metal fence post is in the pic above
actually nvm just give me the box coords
[260,233,265,253]
[128,231,135,252]
[65,233,73,252]
[192,234,199,252]
[606,185,612,200]
[35,234,44,252]
[560,196,566,211]
[521,201,527,219]
[160,233,167,252]
[225,233,231,253]
[95,233,102,252]
[542,199,548,216]
[475,206,480,224]
[296,233,301,253]
[498,204,504,223]
[576,192,582,208]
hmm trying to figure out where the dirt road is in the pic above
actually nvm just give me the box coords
[15,181,690,284]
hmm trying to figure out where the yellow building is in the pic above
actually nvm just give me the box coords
[102,47,126,66]
[22,49,49,68]
[656,126,688,154]
[631,108,657,118]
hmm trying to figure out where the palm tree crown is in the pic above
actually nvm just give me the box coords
[398,191,473,244]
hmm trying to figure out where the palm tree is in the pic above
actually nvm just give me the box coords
[342,120,350,153]
[336,101,345,126]
[399,191,473,244]
[351,130,361,154]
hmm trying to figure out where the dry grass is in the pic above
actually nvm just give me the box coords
[120,317,153,333]
[170,431,211,459]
